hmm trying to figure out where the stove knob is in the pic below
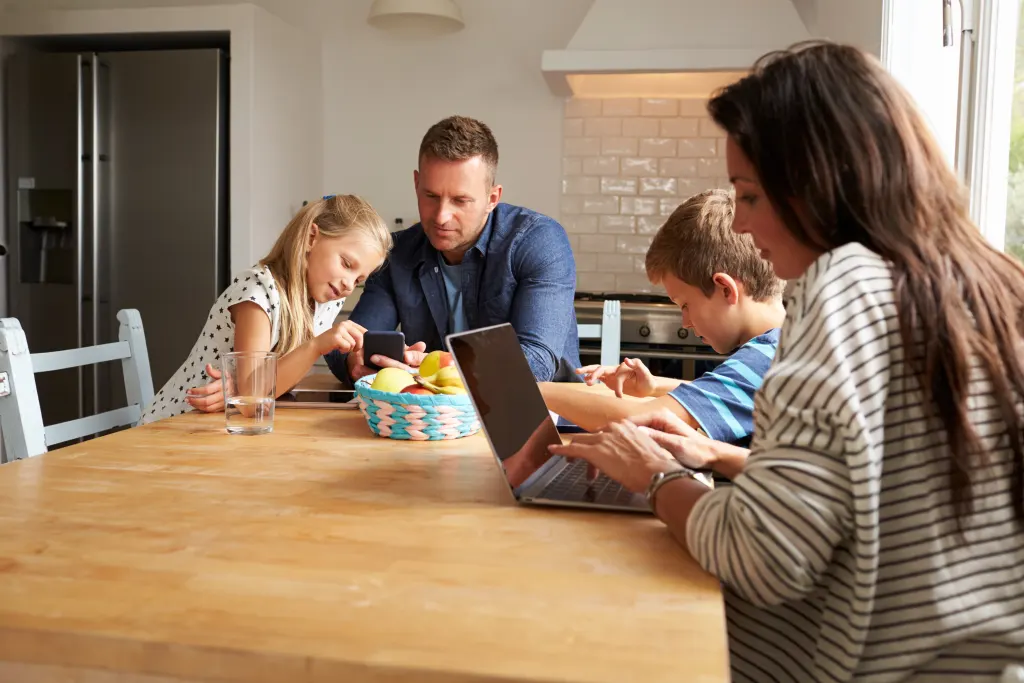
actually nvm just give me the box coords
[677,328,689,340]
[639,324,651,338]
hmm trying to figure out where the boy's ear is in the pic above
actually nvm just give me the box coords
[712,272,740,305]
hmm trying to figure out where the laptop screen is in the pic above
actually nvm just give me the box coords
[448,324,562,491]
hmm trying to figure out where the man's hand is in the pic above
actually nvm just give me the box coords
[347,340,428,381]
[186,363,224,413]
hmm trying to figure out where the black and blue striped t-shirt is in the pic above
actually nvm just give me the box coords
[667,328,780,447]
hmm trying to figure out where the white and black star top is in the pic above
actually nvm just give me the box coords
[141,265,344,424]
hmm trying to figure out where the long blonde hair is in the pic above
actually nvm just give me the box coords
[260,194,390,355]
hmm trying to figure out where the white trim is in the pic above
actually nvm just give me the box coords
[879,0,896,70]
[965,0,1018,249]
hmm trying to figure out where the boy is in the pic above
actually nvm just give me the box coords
[540,189,785,448]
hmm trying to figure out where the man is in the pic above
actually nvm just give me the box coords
[328,115,580,384]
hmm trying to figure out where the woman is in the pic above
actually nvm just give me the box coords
[552,42,1024,681]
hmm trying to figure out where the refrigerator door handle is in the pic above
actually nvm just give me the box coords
[91,53,100,415]
[76,54,86,420]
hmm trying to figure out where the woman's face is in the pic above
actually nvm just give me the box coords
[726,137,824,280]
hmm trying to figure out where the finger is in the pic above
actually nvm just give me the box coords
[344,320,368,333]
[404,349,427,366]
[186,380,223,397]
[205,363,222,379]
[336,329,357,351]
[406,341,427,352]
[347,327,365,349]
[371,355,414,372]
[628,409,680,432]
[186,393,223,410]
[576,365,600,375]
[609,372,626,399]
[586,462,600,482]
[587,366,611,386]
[548,441,592,460]
[643,428,686,451]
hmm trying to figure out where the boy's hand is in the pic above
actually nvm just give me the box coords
[576,357,656,398]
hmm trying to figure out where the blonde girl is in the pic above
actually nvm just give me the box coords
[142,194,390,422]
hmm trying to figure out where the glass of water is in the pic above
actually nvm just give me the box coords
[221,351,277,435]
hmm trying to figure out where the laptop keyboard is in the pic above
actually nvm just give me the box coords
[540,459,639,506]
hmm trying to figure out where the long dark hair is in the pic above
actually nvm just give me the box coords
[708,41,1024,523]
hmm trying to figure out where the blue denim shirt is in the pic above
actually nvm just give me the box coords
[324,202,581,384]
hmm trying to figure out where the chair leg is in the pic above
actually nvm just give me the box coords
[0,321,47,459]
[118,309,155,425]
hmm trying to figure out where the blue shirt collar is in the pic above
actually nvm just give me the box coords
[417,209,496,267]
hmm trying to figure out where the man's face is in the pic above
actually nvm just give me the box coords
[414,155,501,263]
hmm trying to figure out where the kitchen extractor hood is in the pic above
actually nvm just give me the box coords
[542,0,812,96]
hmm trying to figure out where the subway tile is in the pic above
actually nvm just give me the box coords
[678,99,709,116]
[640,177,678,196]
[561,196,583,215]
[633,255,648,273]
[598,253,636,273]
[660,197,683,216]
[600,177,638,195]
[574,252,598,271]
[700,118,724,138]
[565,98,602,117]
[660,118,700,138]
[698,157,728,178]
[620,197,659,215]
[717,138,728,157]
[622,117,660,137]
[677,178,707,199]
[563,157,583,176]
[639,138,676,157]
[641,98,678,117]
[599,215,636,234]
[617,235,653,254]
[659,158,698,177]
[563,118,584,137]
[583,195,619,214]
[563,176,600,195]
[563,215,599,234]
[584,117,623,137]
[620,157,659,177]
[567,235,580,253]
[677,138,719,158]
[615,274,655,293]
[577,272,617,292]
[636,215,665,235]
[564,136,602,156]
[579,234,615,252]
[582,155,620,175]
[602,137,639,155]
[602,98,641,116]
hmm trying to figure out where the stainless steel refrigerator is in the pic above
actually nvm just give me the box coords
[4,48,229,427]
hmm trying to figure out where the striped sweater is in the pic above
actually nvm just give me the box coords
[687,243,1024,682]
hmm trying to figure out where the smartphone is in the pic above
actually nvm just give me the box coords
[363,330,406,371]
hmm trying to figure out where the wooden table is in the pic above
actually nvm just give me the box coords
[0,409,728,683]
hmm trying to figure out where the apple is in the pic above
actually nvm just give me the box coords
[419,350,454,379]
[400,385,433,395]
[369,367,417,393]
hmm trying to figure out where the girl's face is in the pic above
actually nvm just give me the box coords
[306,227,384,303]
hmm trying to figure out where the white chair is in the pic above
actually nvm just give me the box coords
[577,299,621,367]
[1003,664,1024,682]
[0,309,154,461]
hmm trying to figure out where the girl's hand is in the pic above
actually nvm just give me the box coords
[315,320,367,356]
[186,364,224,413]
[576,357,657,398]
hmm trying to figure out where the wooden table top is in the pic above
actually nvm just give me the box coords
[0,408,728,683]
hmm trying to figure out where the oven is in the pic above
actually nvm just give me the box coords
[574,292,727,382]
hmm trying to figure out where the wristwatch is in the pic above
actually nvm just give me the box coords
[645,467,698,514]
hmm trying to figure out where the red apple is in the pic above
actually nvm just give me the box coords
[401,385,433,395]
[419,350,455,378]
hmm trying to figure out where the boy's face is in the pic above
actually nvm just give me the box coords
[660,272,745,355]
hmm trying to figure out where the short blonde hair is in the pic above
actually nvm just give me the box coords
[645,189,783,301]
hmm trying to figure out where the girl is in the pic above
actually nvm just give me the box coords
[142,194,390,422]
[553,41,1024,681]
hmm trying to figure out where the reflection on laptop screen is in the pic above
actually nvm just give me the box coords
[448,324,562,490]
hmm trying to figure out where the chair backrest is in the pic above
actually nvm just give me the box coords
[1003,664,1024,683]
[577,299,621,367]
[0,309,154,461]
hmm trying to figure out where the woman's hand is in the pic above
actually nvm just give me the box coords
[630,409,715,470]
[576,357,657,398]
[315,319,367,356]
[548,419,681,492]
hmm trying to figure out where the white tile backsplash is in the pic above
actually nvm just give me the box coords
[563,96,728,293]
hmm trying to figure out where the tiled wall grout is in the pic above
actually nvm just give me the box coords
[563,97,728,294]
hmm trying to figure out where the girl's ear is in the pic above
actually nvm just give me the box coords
[307,222,320,253]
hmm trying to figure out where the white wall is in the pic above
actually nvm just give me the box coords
[317,0,592,230]
[806,0,885,56]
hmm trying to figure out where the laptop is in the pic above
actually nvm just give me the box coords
[446,323,650,513]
